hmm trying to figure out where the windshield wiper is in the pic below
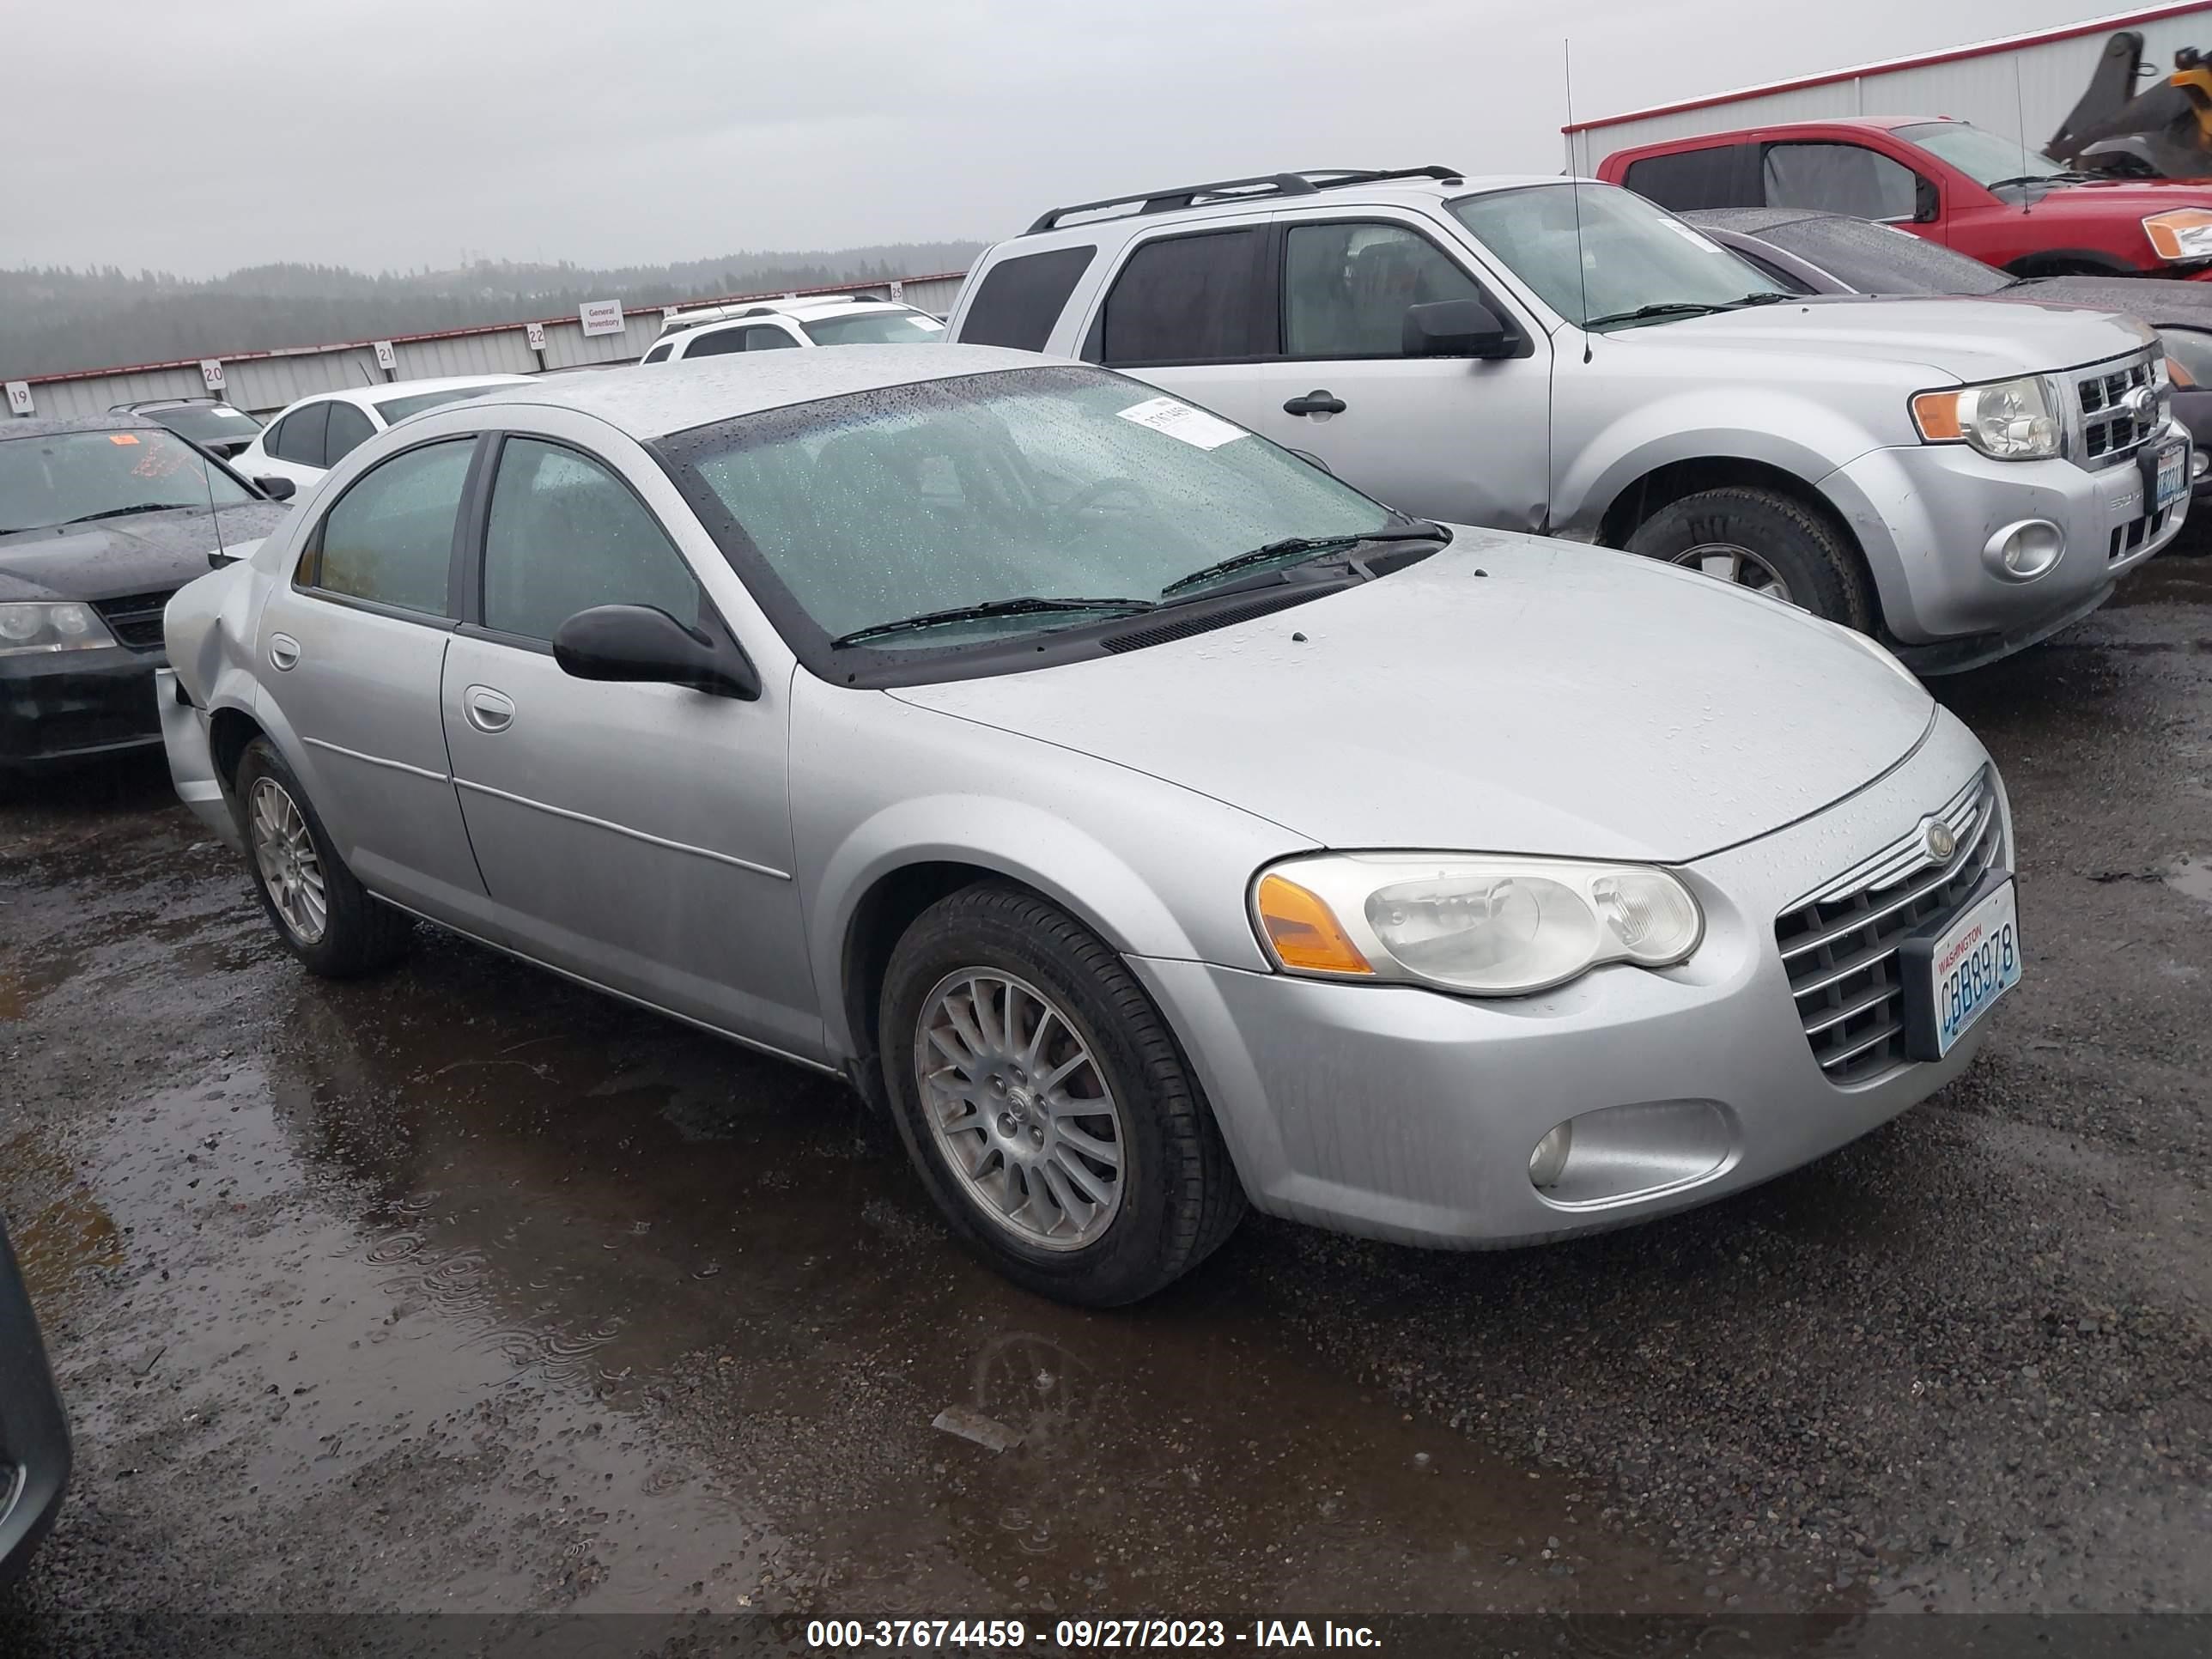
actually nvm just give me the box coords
[1984,173,2082,191]
[1733,290,1794,306]
[1159,521,1446,599]
[55,502,206,526]
[830,595,1156,647]
[1583,301,1735,329]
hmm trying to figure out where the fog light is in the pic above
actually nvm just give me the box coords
[1981,519,2063,582]
[1528,1121,1573,1189]
[2194,451,2209,481]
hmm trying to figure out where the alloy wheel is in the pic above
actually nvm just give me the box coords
[1671,541,1795,604]
[248,776,328,945]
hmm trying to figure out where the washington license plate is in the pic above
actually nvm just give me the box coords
[1901,878,2021,1060]
[2148,437,2188,512]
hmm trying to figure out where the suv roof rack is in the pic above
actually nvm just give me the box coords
[1025,166,1466,234]
[657,293,884,334]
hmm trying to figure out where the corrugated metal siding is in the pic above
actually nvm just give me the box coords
[1570,7,2212,169]
[7,273,969,422]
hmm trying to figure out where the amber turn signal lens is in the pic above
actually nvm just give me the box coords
[2168,354,2196,388]
[1911,390,1964,441]
[1254,872,1374,975]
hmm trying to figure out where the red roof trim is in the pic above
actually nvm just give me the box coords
[20,272,969,386]
[1563,2,2212,134]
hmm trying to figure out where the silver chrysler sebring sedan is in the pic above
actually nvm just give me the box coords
[159,345,2019,1304]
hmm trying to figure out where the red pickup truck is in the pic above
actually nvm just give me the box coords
[1598,117,2212,280]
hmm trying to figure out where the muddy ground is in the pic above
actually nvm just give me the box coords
[1,560,2207,1655]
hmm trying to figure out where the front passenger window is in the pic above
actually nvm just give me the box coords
[481,439,703,642]
[1284,223,1486,357]
[307,439,474,615]
[325,402,376,465]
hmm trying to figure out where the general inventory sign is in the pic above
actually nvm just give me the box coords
[579,300,625,337]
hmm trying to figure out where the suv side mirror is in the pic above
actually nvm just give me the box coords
[553,604,762,701]
[1404,299,1517,360]
[254,475,296,501]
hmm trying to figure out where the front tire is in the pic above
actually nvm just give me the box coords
[1625,484,1874,630]
[234,737,412,978]
[879,884,1244,1306]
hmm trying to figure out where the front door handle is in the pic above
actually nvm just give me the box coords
[462,684,515,734]
[1283,389,1346,416]
[268,634,301,672]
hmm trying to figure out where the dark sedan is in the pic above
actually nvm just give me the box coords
[2,414,292,770]
[1684,207,2212,516]
[0,1212,69,1588]
[108,397,265,459]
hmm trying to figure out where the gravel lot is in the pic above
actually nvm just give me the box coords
[0,558,2205,1653]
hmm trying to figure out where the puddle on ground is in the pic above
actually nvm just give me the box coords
[2167,854,2212,908]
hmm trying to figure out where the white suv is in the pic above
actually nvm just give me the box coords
[641,295,946,363]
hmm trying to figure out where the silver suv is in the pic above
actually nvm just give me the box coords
[641,295,946,363]
[948,166,2191,672]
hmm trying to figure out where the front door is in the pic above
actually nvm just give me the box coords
[438,434,818,1060]
[1239,214,1553,531]
[255,434,489,918]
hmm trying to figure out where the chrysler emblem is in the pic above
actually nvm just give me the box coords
[1924,819,1957,863]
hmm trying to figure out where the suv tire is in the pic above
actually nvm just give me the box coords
[1625,485,1874,630]
[234,737,413,978]
[879,883,1245,1306]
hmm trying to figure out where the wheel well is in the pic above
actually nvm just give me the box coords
[207,707,268,791]
[1599,455,1843,550]
[839,860,1016,1106]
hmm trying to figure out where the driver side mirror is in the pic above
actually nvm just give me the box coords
[1404,299,1518,360]
[254,475,297,501]
[553,604,761,701]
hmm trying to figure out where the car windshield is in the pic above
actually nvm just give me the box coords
[0,428,255,534]
[143,404,264,447]
[1896,121,2069,188]
[374,384,513,423]
[1451,184,1789,330]
[660,364,1394,650]
[801,309,949,345]
[1766,216,2013,295]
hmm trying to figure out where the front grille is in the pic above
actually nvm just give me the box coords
[2075,355,2156,468]
[2109,505,2174,561]
[1773,769,2005,1086]
[90,589,177,653]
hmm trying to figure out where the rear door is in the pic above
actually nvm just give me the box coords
[438,424,817,1059]
[1237,210,1553,530]
[255,434,489,918]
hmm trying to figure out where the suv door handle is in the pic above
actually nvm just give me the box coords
[1283,390,1346,416]
[268,634,301,672]
[462,685,515,734]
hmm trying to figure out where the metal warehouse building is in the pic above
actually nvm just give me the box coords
[1566,3,2212,171]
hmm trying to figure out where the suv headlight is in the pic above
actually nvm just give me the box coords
[0,601,115,657]
[1251,853,1704,997]
[1911,375,2061,461]
[2143,209,2212,264]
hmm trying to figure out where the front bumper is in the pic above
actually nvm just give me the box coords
[1131,712,2007,1249]
[155,669,245,852]
[0,1218,70,1588]
[1823,429,2188,665]
[0,643,165,769]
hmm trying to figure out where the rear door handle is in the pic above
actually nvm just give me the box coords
[1283,390,1346,416]
[268,634,301,672]
[462,684,515,734]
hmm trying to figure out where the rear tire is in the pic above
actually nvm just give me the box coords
[234,737,413,978]
[1625,484,1875,630]
[879,883,1244,1306]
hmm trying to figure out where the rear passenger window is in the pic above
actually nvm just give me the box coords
[324,402,376,465]
[641,340,674,364]
[1283,222,1484,358]
[1762,143,1920,221]
[306,439,473,616]
[1099,229,1273,365]
[744,327,798,350]
[958,246,1097,350]
[268,403,330,467]
[1622,145,1760,210]
[481,439,702,642]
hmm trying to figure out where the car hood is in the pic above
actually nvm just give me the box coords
[1638,294,2156,384]
[0,503,289,604]
[2009,274,2212,331]
[887,531,1936,864]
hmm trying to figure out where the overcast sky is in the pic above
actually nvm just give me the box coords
[3,0,2127,276]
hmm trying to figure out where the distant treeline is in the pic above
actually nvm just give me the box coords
[1,242,984,377]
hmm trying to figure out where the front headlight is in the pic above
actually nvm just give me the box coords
[1911,375,2062,460]
[0,601,115,657]
[1252,853,1704,997]
[2143,209,2212,264]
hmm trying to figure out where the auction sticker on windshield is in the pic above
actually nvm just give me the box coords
[1900,877,2021,1060]
[1117,396,1246,450]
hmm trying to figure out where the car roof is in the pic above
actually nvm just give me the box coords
[1680,206,1841,235]
[442,343,1050,441]
[291,374,537,411]
[2,411,167,441]
[1621,117,1946,154]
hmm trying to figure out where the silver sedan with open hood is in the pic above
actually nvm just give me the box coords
[157,345,2018,1304]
